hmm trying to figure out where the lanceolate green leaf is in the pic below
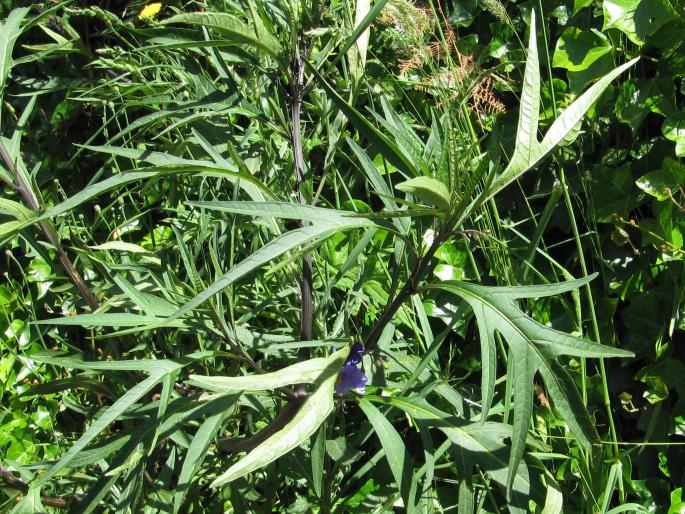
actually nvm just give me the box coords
[71,436,143,514]
[70,394,238,514]
[431,278,633,493]
[33,313,186,328]
[0,198,34,220]
[1,162,274,238]
[396,177,451,212]
[106,92,236,144]
[162,12,281,62]
[508,342,536,498]
[167,216,384,322]
[347,137,410,234]
[473,301,496,422]
[488,9,637,200]
[30,351,213,373]
[384,397,532,514]
[358,399,414,509]
[188,200,370,223]
[32,352,216,486]
[35,372,163,487]
[536,356,601,450]
[173,411,229,513]
[433,279,634,360]
[509,9,541,179]
[80,144,238,169]
[189,356,337,392]
[486,274,596,299]
[211,347,349,486]
[335,0,390,68]
[308,63,417,177]
[0,8,29,103]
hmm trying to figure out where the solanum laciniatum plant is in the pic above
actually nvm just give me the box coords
[1,0,683,512]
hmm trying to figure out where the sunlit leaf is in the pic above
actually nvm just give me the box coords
[431,276,633,493]
[211,347,348,486]
[396,176,451,212]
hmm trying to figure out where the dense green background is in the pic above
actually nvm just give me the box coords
[1,0,684,512]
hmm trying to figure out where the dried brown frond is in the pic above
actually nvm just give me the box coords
[399,53,427,74]
[472,76,506,115]
[392,1,505,120]
[379,0,436,73]
[428,41,442,60]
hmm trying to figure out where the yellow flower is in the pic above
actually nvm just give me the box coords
[139,2,162,19]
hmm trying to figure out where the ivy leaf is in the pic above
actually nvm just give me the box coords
[614,79,664,132]
[553,27,612,72]
[553,27,615,92]
[636,158,685,201]
[431,274,633,495]
[573,0,594,14]
[663,112,685,157]
[602,0,677,45]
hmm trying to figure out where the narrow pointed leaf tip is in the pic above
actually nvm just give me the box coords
[487,9,638,200]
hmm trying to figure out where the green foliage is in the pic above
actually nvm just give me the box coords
[395,176,451,212]
[1,0,684,512]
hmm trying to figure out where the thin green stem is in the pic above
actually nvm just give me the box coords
[536,0,619,463]
[561,172,620,461]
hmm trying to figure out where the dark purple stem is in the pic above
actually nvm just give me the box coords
[292,54,313,360]
[0,140,121,357]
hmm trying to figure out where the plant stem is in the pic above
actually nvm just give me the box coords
[364,229,446,353]
[0,140,121,358]
[0,465,79,509]
[218,395,306,453]
[561,172,620,459]
[292,53,313,353]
